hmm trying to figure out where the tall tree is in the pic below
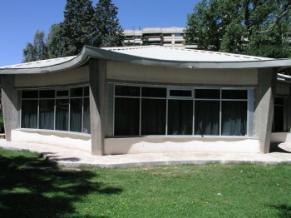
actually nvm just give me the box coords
[57,0,94,56]
[186,0,291,58]
[90,0,124,47]
[47,23,65,58]
[23,30,48,62]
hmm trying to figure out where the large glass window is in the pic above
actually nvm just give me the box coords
[21,100,38,129]
[39,100,54,130]
[114,85,250,137]
[142,99,166,135]
[195,101,219,135]
[115,98,140,136]
[168,100,193,135]
[21,86,90,133]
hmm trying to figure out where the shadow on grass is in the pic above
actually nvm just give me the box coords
[270,204,291,218]
[0,152,122,218]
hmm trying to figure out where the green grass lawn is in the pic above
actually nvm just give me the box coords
[0,148,291,218]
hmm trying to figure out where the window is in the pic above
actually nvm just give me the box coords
[21,100,38,129]
[21,86,90,133]
[142,99,166,135]
[195,101,219,135]
[114,85,250,137]
[273,97,285,132]
[115,98,139,136]
[168,100,193,135]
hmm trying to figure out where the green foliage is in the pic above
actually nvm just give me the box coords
[24,0,124,60]
[90,0,124,47]
[23,31,48,62]
[186,0,291,58]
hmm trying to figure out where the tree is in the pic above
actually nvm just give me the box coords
[90,0,124,47]
[186,0,291,58]
[23,30,48,62]
[47,24,66,58]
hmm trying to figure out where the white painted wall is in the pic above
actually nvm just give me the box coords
[11,129,91,152]
[105,136,261,155]
[107,61,258,85]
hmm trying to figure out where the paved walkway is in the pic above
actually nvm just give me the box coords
[1,140,291,168]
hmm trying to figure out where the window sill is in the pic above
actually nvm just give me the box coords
[108,135,257,140]
[15,128,91,140]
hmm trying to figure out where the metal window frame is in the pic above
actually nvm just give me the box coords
[20,85,89,134]
[113,83,253,137]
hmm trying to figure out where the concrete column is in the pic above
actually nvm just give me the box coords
[89,59,106,155]
[254,69,276,153]
[1,75,19,141]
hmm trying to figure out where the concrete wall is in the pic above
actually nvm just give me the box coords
[107,61,258,85]
[254,69,276,153]
[11,129,91,152]
[14,66,89,88]
[105,136,261,154]
[1,75,20,140]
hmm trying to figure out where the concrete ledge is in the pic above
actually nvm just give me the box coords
[11,129,91,152]
[271,132,291,143]
[105,136,261,155]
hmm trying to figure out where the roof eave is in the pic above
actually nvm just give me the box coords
[1,46,291,74]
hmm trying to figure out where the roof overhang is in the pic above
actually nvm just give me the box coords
[1,46,291,75]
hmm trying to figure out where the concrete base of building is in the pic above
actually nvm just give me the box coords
[104,136,261,155]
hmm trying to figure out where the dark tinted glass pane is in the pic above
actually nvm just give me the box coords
[22,90,38,98]
[55,99,69,131]
[170,90,192,97]
[39,90,55,98]
[83,98,90,133]
[56,90,69,97]
[195,101,219,135]
[70,87,83,97]
[115,86,140,96]
[142,87,166,97]
[273,105,284,132]
[21,100,37,128]
[70,99,82,132]
[221,101,247,136]
[141,99,166,135]
[84,87,89,96]
[195,89,220,99]
[39,100,54,130]
[168,100,193,135]
[275,97,284,105]
[115,98,139,136]
[222,90,247,99]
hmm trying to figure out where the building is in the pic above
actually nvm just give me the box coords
[124,27,190,47]
[1,45,291,156]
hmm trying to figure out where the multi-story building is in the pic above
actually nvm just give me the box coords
[124,27,194,47]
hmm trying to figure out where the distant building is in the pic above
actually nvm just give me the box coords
[124,27,196,48]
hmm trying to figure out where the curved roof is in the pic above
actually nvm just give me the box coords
[0,45,290,74]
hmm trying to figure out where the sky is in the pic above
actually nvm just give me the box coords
[0,0,198,66]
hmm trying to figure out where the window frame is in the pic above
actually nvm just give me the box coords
[113,83,252,137]
[19,84,90,134]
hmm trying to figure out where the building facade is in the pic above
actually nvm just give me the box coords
[123,27,192,47]
[1,46,291,155]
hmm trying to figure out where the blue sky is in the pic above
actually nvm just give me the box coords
[0,0,198,66]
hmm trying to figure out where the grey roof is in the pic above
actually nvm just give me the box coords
[0,45,291,74]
